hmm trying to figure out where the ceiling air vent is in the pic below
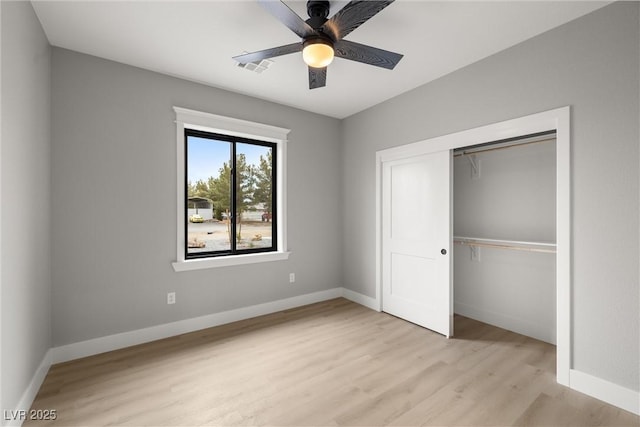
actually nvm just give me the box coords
[236,54,273,74]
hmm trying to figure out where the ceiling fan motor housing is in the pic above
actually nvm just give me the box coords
[306,0,331,30]
[303,34,333,50]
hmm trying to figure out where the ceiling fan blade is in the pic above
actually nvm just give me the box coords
[258,0,316,39]
[322,0,394,41]
[233,43,302,64]
[334,39,402,70]
[309,66,327,89]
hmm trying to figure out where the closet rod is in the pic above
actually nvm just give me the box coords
[453,237,557,254]
[452,137,555,158]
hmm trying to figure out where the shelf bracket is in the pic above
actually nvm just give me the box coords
[468,154,480,179]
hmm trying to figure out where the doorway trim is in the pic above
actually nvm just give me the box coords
[375,106,570,386]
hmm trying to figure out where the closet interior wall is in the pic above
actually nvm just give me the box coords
[453,136,557,344]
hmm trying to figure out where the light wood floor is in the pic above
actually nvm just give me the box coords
[27,298,639,426]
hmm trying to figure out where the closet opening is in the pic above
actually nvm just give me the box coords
[376,106,570,383]
[452,131,557,345]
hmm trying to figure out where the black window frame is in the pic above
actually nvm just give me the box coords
[184,128,277,260]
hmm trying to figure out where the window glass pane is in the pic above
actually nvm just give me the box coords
[235,143,274,250]
[186,136,232,255]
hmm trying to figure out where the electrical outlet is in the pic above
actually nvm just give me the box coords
[167,292,176,305]
[289,273,295,283]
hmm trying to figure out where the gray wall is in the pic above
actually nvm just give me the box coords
[50,48,342,346]
[453,141,556,243]
[341,2,639,391]
[1,1,52,415]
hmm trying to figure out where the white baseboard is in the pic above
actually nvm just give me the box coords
[12,289,639,425]
[341,288,380,311]
[570,369,640,415]
[51,287,342,364]
[3,350,52,427]
[454,301,556,345]
[11,288,346,427]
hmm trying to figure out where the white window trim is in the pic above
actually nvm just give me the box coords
[172,107,290,272]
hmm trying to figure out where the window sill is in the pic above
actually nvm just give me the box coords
[172,251,291,272]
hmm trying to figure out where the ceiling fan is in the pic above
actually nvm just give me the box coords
[233,0,403,89]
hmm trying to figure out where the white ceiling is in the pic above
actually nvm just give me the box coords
[32,1,609,119]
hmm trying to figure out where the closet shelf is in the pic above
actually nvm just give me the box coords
[453,236,556,254]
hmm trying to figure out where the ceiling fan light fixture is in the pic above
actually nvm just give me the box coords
[233,0,403,89]
[302,38,334,68]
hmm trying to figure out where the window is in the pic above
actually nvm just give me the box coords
[172,107,290,271]
[185,129,277,258]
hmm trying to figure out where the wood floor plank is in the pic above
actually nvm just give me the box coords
[25,298,639,427]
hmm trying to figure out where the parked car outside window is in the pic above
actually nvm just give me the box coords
[189,214,204,223]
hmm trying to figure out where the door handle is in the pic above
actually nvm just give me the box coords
[441,249,447,255]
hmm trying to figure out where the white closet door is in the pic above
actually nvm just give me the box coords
[381,151,452,337]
